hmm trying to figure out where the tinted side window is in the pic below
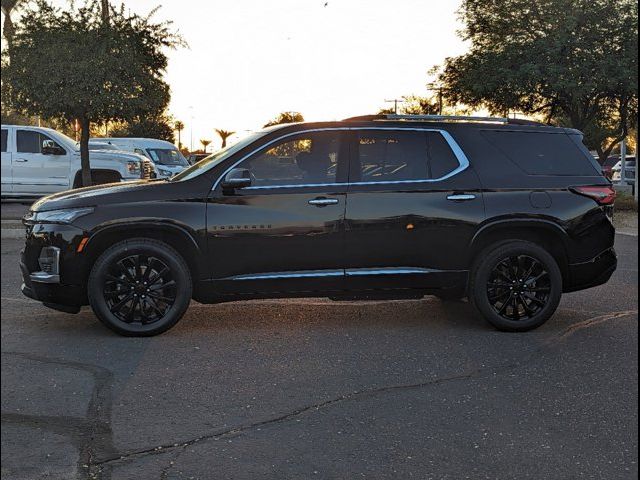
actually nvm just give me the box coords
[17,130,44,153]
[240,131,340,187]
[481,130,599,176]
[356,131,428,182]
[1,129,7,152]
[427,132,459,178]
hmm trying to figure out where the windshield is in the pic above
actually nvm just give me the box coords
[146,148,189,166]
[171,131,266,182]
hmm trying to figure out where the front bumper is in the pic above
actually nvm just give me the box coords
[20,222,89,309]
[565,247,617,293]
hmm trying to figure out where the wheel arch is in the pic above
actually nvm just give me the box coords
[82,221,203,284]
[469,219,571,284]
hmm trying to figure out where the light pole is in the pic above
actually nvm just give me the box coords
[427,83,444,115]
[188,106,194,152]
[384,98,404,114]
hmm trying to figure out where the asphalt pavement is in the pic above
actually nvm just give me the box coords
[1,234,638,480]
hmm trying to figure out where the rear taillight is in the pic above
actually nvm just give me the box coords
[570,185,617,206]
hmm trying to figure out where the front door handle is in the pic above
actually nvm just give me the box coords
[447,194,476,202]
[308,197,339,207]
[15,158,29,163]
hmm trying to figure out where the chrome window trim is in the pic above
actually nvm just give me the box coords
[211,127,470,191]
[224,266,457,281]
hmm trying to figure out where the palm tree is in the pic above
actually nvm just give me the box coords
[263,112,304,128]
[174,120,184,149]
[1,0,25,49]
[215,129,236,149]
[200,139,211,152]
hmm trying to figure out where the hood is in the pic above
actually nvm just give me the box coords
[86,150,148,162]
[72,150,147,162]
[31,179,170,212]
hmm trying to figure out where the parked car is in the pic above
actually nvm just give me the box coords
[600,155,622,179]
[187,153,210,165]
[91,137,189,178]
[89,140,158,178]
[21,114,617,336]
[1,125,153,198]
[611,157,636,186]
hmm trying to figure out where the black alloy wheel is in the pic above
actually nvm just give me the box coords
[104,254,177,325]
[469,240,562,332]
[486,255,551,321]
[88,238,192,336]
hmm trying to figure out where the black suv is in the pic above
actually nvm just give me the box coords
[21,115,617,336]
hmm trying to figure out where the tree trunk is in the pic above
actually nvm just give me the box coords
[221,137,227,148]
[101,0,110,25]
[80,116,93,187]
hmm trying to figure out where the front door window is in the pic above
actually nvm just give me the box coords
[239,132,342,187]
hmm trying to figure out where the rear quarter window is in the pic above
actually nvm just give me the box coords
[481,130,599,176]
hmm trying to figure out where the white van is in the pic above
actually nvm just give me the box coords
[91,137,189,178]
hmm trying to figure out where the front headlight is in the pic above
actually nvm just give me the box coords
[32,207,94,224]
[127,160,141,174]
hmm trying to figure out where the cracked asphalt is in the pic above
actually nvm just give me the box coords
[1,234,638,480]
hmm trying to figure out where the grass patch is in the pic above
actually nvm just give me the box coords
[615,192,638,212]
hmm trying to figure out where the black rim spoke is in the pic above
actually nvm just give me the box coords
[486,254,551,322]
[103,254,175,326]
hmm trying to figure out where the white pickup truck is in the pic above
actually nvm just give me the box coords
[1,124,153,198]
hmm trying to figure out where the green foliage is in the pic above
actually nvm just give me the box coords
[109,114,176,142]
[263,111,304,128]
[1,0,183,184]
[437,0,638,162]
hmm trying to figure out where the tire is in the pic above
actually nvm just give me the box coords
[469,240,562,332]
[88,238,192,336]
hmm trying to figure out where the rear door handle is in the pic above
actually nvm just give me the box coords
[308,197,339,207]
[15,159,29,163]
[447,194,476,202]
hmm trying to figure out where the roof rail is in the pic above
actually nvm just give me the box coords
[343,114,545,126]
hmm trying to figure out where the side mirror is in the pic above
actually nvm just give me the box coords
[221,168,252,190]
[42,139,65,155]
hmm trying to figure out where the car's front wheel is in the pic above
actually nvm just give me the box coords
[469,240,562,332]
[88,238,192,336]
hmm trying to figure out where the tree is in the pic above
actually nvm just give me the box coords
[435,0,638,163]
[1,0,183,185]
[215,128,236,148]
[174,120,185,148]
[108,114,176,142]
[200,139,211,152]
[263,111,304,128]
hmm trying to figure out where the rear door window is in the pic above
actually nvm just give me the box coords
[354,130,461,183]
[355,131,429,182]
[427,132,459,179]
[481,130,599,176]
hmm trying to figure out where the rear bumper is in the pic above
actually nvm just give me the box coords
[565,247,617,293]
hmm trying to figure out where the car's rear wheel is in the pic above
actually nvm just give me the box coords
[469,240,562,332]
[88,238,192,336]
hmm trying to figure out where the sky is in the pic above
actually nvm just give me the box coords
[4,0,468,150]
[125,0,467,149]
